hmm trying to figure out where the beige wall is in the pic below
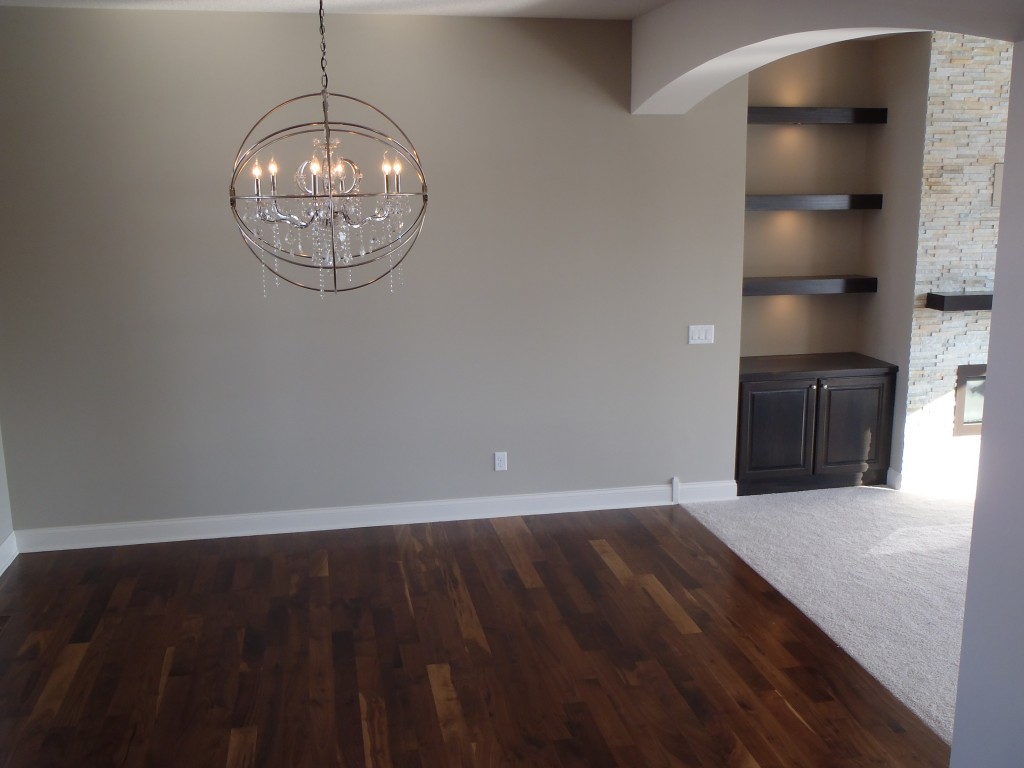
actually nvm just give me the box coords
[0,423,11,543]
[0,8,747,529]
[952,36,1024,767]
[861,33,933,474]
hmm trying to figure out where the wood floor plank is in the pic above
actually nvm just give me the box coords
[425,663,474,768]
[28,642,88,721]
[589,539,636,585]
[489,517,546,590]
[637,574,703,636]
[0,506,951,767]
[226,725,259,768]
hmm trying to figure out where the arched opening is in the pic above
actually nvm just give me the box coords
[630,4,1024,761]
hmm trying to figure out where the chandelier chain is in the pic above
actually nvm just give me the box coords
[317,0,337,289]
[319,0,328,94]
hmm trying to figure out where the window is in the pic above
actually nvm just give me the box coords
[953,364,986,436]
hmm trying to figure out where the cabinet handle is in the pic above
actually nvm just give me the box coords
[810,384,817,390]
[822,384,828,390]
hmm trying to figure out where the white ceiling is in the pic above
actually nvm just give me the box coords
[0,0,673,19]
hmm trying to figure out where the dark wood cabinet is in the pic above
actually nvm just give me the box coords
[813,374,893,478]
[737,353,897,495]
[737,378,817,484]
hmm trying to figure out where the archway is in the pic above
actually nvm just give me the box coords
[631,0,1017,116]
[629,2,1024,764]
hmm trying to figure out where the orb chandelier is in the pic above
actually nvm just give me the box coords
[229,0,428,293]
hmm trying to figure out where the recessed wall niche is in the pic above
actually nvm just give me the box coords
[741,39,888,357]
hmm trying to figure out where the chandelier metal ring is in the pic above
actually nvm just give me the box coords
[228,3,428,294]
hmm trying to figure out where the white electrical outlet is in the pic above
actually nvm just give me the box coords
[688,324,715,344]
[494,451,508,471]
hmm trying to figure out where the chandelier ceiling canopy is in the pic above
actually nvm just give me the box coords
[229,0,428,293]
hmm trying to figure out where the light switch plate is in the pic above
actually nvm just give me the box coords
[688,324,715,344]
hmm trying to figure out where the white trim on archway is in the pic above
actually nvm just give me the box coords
[631,0,1018,115]
[633,27,913,114]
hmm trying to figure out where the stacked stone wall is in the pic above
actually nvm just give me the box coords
[907,32,1012,418]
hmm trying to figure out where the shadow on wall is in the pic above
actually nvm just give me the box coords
[499,19,633,112]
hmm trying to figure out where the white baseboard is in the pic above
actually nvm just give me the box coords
[15,479,737,554]
[673,479,738,503]
[888,467,903,490]
[0,532,18,577]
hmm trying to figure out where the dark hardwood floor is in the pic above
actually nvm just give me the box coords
[0,506,950,767]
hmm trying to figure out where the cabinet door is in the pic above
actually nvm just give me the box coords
[814,374,894,477]
[737,379,818,482]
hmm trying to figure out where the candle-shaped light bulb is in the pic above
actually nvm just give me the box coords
[309,158,322,196]
[392,159,402,193]
[382,157,393,194]
[267,158,278,195]
[252,162,263,178]
[252,161,262,196]
[309,157,321,196]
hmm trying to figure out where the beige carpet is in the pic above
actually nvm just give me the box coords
[685,485,972,743]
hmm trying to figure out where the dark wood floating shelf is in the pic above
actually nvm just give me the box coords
[925,291,994,311]
[746,194,884,211]
[743,275,878,296]
[748,106,888,125]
